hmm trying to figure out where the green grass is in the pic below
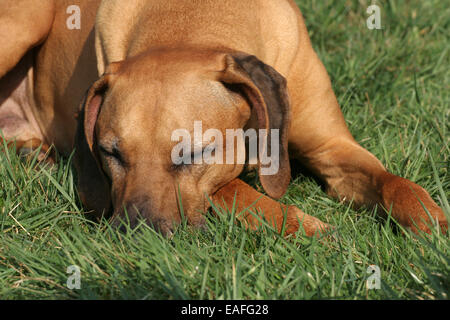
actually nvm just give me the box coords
[0,0,449,299]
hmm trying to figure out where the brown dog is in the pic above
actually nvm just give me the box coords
[0,0,447,237]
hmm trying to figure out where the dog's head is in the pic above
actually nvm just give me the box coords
[74,48,291,235]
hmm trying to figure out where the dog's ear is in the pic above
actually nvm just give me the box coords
[73,62,121,217]
[219,53,291,199]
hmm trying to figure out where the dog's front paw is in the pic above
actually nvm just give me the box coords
[286,206,334,238]
[380,173,448,235]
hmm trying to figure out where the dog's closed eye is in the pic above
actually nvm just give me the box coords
[98,143,126,166]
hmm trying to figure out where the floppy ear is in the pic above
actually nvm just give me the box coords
[219,53,291,199]
[73,65,119,218]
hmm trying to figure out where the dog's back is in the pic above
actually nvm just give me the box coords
[95,0,302,76]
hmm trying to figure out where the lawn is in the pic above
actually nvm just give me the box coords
[0,0,449,299]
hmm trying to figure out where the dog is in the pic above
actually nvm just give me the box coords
[0,0,447,237]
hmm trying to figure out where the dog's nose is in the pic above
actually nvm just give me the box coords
[110,199,176,237]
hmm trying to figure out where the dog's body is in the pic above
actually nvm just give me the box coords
[0,0,446,236]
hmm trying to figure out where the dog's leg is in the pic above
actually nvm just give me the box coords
[212,179,332,237]
[0,0,55,78]
[0,1,55,162]
[287,49,447,235]
[0,49,51,162]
